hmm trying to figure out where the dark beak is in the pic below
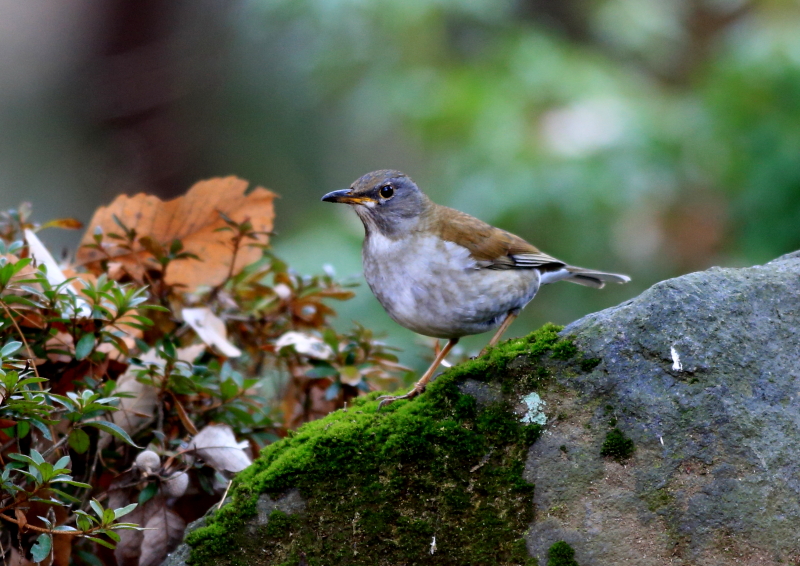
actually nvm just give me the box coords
[321,189,373,205]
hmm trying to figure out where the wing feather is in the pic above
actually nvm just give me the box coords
[432,205,565,271]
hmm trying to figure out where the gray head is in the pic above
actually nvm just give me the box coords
[321,170,430,237]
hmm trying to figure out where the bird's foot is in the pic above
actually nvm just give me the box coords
[377,385,425,409]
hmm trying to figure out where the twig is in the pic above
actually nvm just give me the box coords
[217,479,232,510]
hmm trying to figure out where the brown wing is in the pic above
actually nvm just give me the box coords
[432,205,565,271]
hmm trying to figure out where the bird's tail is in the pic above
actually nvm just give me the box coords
[560,266,631,289]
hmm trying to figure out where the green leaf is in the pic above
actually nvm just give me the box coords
[53,525,79,532]
[0,341,22,357]
[49,487,82,504]
[138,481,158,504]
[84,536,116,550]
[69,429,91,454]
[14,420,28,437]
[219,378,239,400]
[89,499,103,518]
[30,534,52,563]
[76,514,92,531]
[56,480,92,489]
[54,455,70,471]
[28,419,53,441]
[325,382,341,401]
[306,362,339,379]
[80,420,140,448]
[113,503,137,520]
[75,333,96,360]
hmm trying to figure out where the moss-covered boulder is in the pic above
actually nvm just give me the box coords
[165,251,800,565]
[168,324,577,566]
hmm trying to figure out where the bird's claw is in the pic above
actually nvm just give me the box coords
[377,386,425,409]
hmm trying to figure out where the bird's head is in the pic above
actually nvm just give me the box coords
[321,170,430,237]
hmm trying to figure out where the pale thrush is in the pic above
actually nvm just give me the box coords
[322,170,630,407]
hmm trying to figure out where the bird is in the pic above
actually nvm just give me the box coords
[322,170,630,407]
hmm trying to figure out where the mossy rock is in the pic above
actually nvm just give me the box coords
[168,252,800,566]
[182,324,580,565]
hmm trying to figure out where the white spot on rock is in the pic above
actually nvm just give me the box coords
[671,346,683,372]
[520,392,547,425]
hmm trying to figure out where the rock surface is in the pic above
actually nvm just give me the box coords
[164,251,800,565]
[525,251,800,564]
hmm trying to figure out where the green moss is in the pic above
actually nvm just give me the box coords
[511,538,539,565]
[547,541,579,566]
[186,324,577,565]
[643,488,674,512]
[264,510,293,538]
[550,340,578,361]
[600,428,635,462]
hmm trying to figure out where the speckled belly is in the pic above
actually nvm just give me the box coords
[362,234,540,338]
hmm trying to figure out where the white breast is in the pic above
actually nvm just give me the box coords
[362,232,540,338]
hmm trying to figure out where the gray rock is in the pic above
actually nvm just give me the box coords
[162,491,307,566]
[525,252,800,565]
[163,252,800,565]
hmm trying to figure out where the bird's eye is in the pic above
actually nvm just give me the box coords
[379,184,395,199]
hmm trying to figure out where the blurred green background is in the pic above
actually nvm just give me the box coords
[1,0,799,370]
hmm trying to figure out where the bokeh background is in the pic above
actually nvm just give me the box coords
[2,0,799,369]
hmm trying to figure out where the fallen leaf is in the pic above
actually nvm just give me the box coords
[25,229,91,317]
[182,307,242,357]
[76,177,275,291]
[186,424,252,473]
[139,499,186,566]
[109,487,142,566]
[275,331,333,360]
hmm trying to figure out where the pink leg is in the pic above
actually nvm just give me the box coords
[480,310,519,356]
[378,338,459,409]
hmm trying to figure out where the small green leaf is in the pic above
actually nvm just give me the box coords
[68,429,91,454]
[138,482,158,504]
[30,534,52,563]
[76,514,92,531]
[113,503,137,520]
[49,488,82,504]
[325,382,341,401]
[84,536,116,550]
[53,525,79,532]
[0,341,22,357]
[89,499,103,518]
[75,333,96,360]
[80,420,140,448]
[219,378,239,400]
[305,363,339,379]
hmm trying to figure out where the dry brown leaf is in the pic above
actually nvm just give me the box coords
[76,177,275,291]
[139,498,186,566]
[9,548,36,566]
[173,397,199,436]
[109,487,142,566]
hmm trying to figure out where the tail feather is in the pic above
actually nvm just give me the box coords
[562,266,631,289]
